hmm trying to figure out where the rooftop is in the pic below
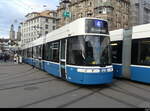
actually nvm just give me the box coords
[25,10,56,18]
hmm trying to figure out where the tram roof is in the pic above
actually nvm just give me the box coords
[110,23,150,41]
[22,17,108,49]
[132,23,150,39]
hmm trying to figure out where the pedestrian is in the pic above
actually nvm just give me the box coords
[19,55,22,64]
[4,53,6,62]
[14,53,18,64]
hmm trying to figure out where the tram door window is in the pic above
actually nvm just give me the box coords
[132,38,150,66]
[43,44,46,60]
[60,39,66,79]
[111,41,123,64]
[52,42,59,62]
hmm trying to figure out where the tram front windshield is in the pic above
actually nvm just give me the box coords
[67,35,112,67]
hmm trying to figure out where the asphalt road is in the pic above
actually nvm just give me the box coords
[0,62,150,108]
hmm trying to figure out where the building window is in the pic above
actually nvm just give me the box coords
[45,25,49,29]
[46,18,49,22]
[53,26,55,30]
[53,19,56,24]
[45,31,48,35]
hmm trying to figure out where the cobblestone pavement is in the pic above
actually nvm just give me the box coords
[0,63,150,108]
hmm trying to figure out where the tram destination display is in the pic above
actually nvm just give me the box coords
[85,19,108,34]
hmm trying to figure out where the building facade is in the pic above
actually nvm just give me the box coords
[57,0,130,31]
[21,10,57,45]
[0,39,10,53]
[130,0,150,26]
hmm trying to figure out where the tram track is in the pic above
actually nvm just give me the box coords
[109,84,150,104]
[0,63,27,67]
[57,85,138,108]
[0,68,39,82]
[0,75,147,108]
[115,79,150,93]
[56,87,106,108]
[0,64,149,108]
[0,68,33,76]
[17,84,111,108]
[18,86,84,108]
[96,91,138,108]
[0,77,50,87]
[18,84,138,108]
[0,78,57,91]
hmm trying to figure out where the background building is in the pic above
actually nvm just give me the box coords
[20,10,57,45]
[0,39,10,53]
[9,24,15,41]
[130,0,150,26]
[17,26,21,41]
[57,0,130,31]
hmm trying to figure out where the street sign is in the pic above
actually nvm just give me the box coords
[63,11,71,18]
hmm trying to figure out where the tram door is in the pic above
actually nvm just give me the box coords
[60,39,67,80]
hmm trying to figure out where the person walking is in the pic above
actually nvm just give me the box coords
[4,53,7,62]
[14,53,17,64]
[19,55,22,64]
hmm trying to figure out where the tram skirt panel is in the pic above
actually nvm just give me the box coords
[131,66,150,84]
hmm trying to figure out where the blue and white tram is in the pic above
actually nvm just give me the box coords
[21,17,113,85]
[110,24,150,84]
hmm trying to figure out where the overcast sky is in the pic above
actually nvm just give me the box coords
[0,0,59,39]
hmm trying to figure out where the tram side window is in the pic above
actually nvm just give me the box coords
[29,48,32,57]
[23,49,27,58]
[46,41,60,63]
[23,50,26,58]
[111,41,123,64]
[33,46,37,58]
[27,48,32,58]
[36,45,42,59]
[132,38,150,66]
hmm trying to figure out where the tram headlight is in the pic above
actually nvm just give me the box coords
[77,69,86,73]
[86,69,93,73]
[77,69,100,73]
[93,69,100,73]
[107,68,113,72]
[77,68,113,73]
